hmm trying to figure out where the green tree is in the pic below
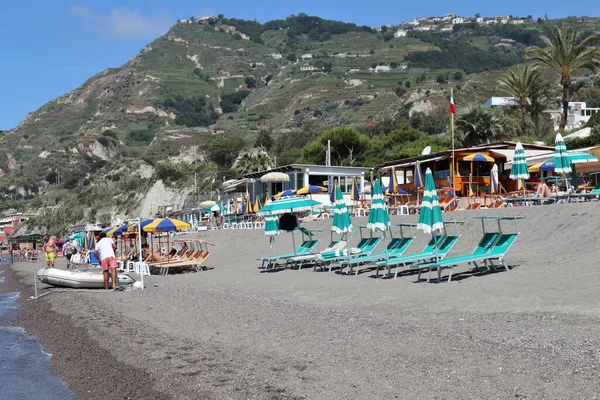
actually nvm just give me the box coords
[436,75,446,84]
[301,127,370,166]
[456,107,504,146]
[497,64,545,135]
[255,128,274,150]
[233,151,274,175]
[394,87,407,97]
[527,26,600,130]
[207,138,245,168]
[405,80,411,88]
[245,76,257,89]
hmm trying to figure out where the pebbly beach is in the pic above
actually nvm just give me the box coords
[4,202,600,399]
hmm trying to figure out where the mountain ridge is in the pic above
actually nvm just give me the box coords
[2,13,600,228]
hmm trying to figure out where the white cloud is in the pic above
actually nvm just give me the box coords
[70,5,172,40]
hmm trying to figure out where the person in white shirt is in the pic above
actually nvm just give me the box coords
[94,232,118,290]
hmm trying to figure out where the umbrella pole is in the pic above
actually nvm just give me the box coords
[433,231,439,262]
[291,230,297,256]
[383,229,389,277]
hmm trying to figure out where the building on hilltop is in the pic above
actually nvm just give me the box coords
[394,29,407,38]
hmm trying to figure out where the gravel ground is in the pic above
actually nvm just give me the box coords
[5,203,600,399]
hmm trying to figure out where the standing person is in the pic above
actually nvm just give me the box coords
[94,232,118,290]
[43,235,57,268]
[63,241,76,269]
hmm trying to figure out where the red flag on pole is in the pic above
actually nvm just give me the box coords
[450,89,456,114]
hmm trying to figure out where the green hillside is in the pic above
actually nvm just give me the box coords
[2,13,600,225]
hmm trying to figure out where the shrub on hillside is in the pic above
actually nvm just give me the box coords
[220,91,251,113]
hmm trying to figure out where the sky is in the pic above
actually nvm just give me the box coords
[0,0,588,130]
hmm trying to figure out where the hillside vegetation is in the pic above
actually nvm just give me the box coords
[2,13,600,229]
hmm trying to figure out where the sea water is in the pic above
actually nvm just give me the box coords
[0,267,74,399]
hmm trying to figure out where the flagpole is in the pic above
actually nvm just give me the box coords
[450,89,456,195]
[451,109,455,193]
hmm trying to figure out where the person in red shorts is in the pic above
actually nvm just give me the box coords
[94,232,118,290]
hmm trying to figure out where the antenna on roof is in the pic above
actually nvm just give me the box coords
[422,146,431,155]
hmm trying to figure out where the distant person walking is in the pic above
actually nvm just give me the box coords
[43,235,57,268]
[63,241,76,269]
[94,232,118,290]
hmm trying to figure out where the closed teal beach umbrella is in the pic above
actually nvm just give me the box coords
[509,141,529,196]
[554,133,572,175]
[332,186,353,234]
[417,168,444,235]
[367,179,391,262]
[366,180,390,232]
[264,214,280,236]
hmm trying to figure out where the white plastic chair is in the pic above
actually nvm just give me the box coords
[223,223,230,229]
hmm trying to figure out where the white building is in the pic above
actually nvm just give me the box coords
[476,17,484,23]
[452,17,465,24]
[300,65,318,71]
[394,29,408,38]
[243,164,370,206]
[374,65,391,73]
[301,54,313,60]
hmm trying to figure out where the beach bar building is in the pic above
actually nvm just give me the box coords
[374,142,553,196]
[243,164,370,205]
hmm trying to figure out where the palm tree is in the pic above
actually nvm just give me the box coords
[233,151,274,175]
[456,107,504,147]
[497,64,544,135]
[527,26,600,131]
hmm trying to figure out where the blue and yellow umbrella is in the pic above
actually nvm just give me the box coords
[143,218,191,233]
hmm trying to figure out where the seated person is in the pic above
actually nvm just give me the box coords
[536,182,552,198]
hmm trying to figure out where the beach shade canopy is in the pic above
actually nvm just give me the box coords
[198,200,216,209]
[260,172,290,183]
[367,180,390,232]
[534,151,599,172]
[264,214,280,236]
[296,185,328,196]
[417,168,444,235]
[127,218,154,233]
[463,153,495,162]
[554,133,572,175]
[487,164,500,194]
[273,189,296,199]
[258,196,322,216]
[143,217,191,233]
[105,224,129,238]
[350,177,360,201]
[332,186,353,234]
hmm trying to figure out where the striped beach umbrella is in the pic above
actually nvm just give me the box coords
[487,164,499,194]
[350,177,360,201]
[127,218,154,233]
[332,186,353,235]
[296,185,327,196]
[367,180,391,262]
[143,217,191,233]
[554,133,572,175]
[417,168,444,260]
[258,196,322,215]
[367,180,390,232]
[509,142,529,196]
[254,196,262,214]
[264,214,280,236]
[385,168,399,195]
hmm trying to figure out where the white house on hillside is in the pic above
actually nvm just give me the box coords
[394,29,408,38]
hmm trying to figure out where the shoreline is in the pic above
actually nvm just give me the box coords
[3,204,600,398]
[1,263,169,400]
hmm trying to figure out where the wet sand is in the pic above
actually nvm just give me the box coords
[6,202,600,399]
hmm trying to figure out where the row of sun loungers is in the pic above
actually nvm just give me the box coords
[257,217,522,283]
